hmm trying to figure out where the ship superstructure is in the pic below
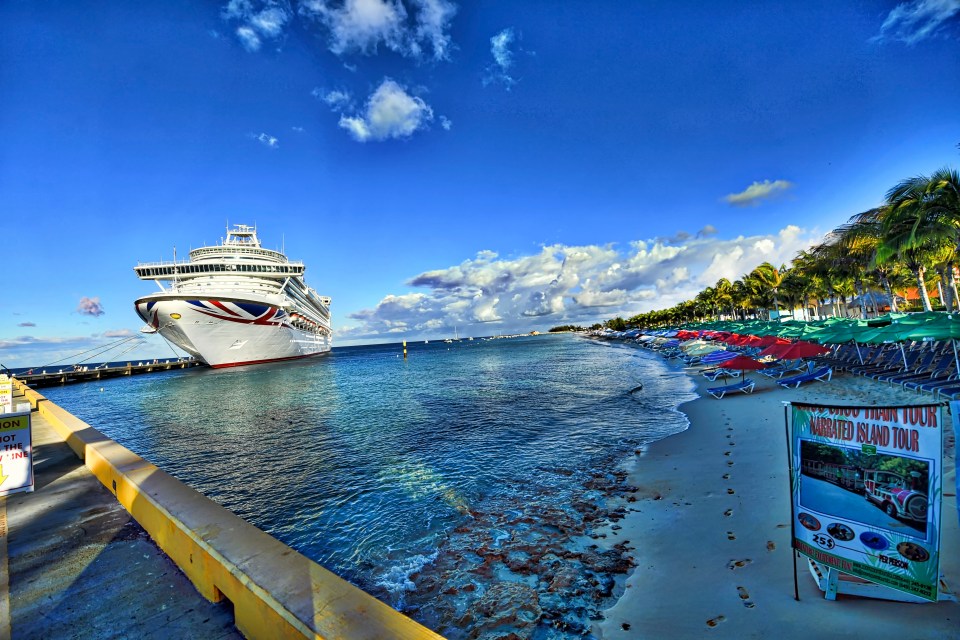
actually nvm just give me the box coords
[134,225,331,368]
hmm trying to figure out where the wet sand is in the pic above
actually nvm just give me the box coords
[599,367,959,639]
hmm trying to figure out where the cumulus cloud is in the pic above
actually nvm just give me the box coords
[77,297,105,317]
[723,179,794,207]
[222,0,291,52]
[298,0,456,59]
[339,225,823,341]
[873,0,960,44]
[439,115,452,130]
[17,322,36,327]
[254,132,280,148]
[338,78,433,141]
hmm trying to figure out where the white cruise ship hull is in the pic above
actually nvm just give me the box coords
[135,296,331,368]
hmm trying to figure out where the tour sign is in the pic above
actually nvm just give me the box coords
[0,410,34,497]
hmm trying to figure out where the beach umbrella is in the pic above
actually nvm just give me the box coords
[685,343,724,357]
[719,354,768,381]
[758,342,794,359]
[903,315,960,375]
[774,341,831,361]
[755,335,788,346]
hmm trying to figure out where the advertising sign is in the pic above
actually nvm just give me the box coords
[0,374,11,412]
[790,403,942,602]
[0,410,34,497]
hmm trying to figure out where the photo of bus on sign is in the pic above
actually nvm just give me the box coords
[863,468,928,523]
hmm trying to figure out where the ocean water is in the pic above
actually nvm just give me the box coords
[40,333,695,638]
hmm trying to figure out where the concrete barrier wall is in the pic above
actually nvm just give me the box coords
[14,380,443,640]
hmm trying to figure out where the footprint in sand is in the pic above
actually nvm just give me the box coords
[726,488,735,495]
[722,473,731,480]
[727,558,752,570]
[775,523,788,529]
[706,615,727,628]
[767,541,776,551]
[724,451,732,456]
[724,508,734,517]
[727,531,736,540]
[737,587,756,608]
[727,460,735,466]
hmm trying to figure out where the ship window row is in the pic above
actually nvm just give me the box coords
[138,264,304,277]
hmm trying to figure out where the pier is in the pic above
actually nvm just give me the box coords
[4,378,441,639]
[14,358,200,388]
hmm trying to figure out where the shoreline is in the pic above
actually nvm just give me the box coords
[598,359,959,639]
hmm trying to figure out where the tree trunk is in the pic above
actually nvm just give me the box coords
[868,290,880,317]
[937,267,951,311]
[880,275,898,313]
[916,265,933,312]
[948,259,959,312]
[854,278,868,318]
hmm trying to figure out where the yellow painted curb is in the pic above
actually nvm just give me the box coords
[13,379,443,640]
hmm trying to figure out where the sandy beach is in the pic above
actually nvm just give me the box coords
[599,365,959,639]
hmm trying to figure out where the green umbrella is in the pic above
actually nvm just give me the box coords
[903,315,960,375]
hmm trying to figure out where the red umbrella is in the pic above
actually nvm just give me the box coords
[720,354,768,381]
[758,342,793,359]
[775,341,830,360]
[722,354,769,370]
[756,335,790,347]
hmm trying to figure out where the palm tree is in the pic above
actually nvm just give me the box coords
[884,169,960,312]
[714,278,735,320]
[750,263,784,317]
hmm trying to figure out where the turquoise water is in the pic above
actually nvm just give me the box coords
[41,333,695,638]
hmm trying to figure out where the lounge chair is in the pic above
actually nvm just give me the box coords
[759,359,806,378]
[706,378,755,399]
[777,366,833,389]
[702,368,742,381]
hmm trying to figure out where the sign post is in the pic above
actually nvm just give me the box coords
[789,402,945,603]
[0,410,34,497]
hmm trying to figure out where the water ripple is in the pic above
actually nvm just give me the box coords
[42,334,694,637]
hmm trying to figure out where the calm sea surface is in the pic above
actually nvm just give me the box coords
[41,333,695,638]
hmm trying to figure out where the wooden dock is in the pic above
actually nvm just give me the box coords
[15,359,201,388]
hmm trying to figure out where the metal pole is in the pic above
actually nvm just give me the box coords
[784,402,800,601]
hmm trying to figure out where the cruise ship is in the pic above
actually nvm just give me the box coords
[133,225,332,368]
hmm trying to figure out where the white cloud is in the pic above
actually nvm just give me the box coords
[338,78,433,141]
[77,296,105,317]
[484,27,518,87]
[439,115,452,130]
[236,25,262,51]
[315,87,353,111]
[340,225,824,341]
[723,179,794,207]
[298,0,456,59]
[874,0,960,45]
[254,132,279,148]
[223,1,291,52]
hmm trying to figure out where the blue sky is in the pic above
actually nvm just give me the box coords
[1,1,959,367]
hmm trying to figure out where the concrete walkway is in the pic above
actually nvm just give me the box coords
[1,387,241,639]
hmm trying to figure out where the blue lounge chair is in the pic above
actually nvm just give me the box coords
[702,368,742,381]
[777,366,833,389]
[706,378,755,399]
